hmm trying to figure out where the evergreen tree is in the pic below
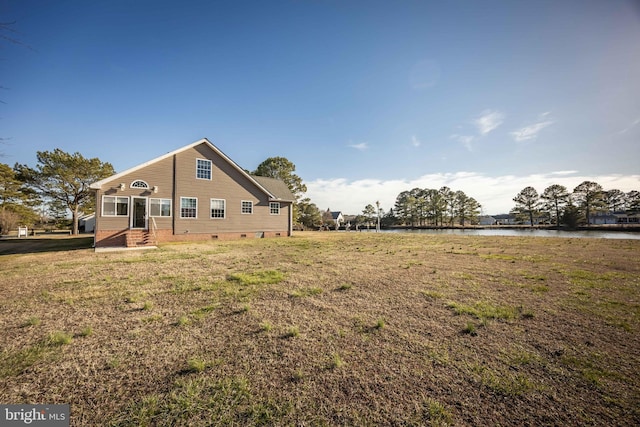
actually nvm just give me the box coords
[296,198,321,230]
[540,184,569,226]
[604,189,626,212]
[513,186,540,226]
[572,181,604,226]
[17,149,114,234]
[627,190,640,213]
[0,163,40,233]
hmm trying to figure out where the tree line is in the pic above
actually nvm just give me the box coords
[391,187,481,227]
[339,188,482,230]
[512,181,640,227]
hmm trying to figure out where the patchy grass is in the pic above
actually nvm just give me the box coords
[462,321,478,336]
[186,357,221,373]
[22,316,41,327]
[0,343,50,378]
[414,398,454,426]
[227,270,285,286]
[284,326,300,338]
[259,321,272,332]
[336,283,352,291]
[48,331,73,346]
[421,289,444,300]
[329,352,345,369]
[290,287,323,298]
[446,300,520,321]
[0,232,638,425]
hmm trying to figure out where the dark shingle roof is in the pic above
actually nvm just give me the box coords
[251,175,295,201]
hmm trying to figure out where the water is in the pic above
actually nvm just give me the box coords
[358,228,640,240]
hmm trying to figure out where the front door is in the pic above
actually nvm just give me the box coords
[131,197,148,229]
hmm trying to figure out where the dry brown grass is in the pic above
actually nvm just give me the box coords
[1,232,639,426]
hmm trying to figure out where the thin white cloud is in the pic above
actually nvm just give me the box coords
[306,172,640,216]
[474,110,505,135]
[617,117,640,135]
[510,120,553,142]
[550,170,578,176]
[409,59,441,89]
[450,134,475,151]
[411,136,421,147]
[348,142,368,151]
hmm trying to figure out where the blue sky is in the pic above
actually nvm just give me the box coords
[2,0,639,214]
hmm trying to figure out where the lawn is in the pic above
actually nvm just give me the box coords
[1,232,638,426]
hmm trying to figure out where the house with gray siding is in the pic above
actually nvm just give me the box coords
[89,138,294,248]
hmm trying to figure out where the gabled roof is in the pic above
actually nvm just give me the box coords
[251,175,295,202]
[89,138,291,201]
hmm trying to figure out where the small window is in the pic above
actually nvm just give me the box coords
[150,198,171,217]
[241,200,253,214]
[270,202,280,215]
[130,180,149,189]
[102,196,129,216]
[196,159,212,180]
[211,199,226,219]
[180,197,197,218]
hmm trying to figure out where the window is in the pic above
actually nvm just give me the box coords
[196,159,212,180]
[210,199,226,219]
[241,200,253,214]
[270,202,280,215]
[102,196,129,216]
[180,197,197,218]
[130,180,149,189]
[150,198,171,217]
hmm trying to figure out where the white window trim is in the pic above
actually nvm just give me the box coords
[149,198,172,218]
[241,200,253,214]
[270,202,281,215]
[210,198,226,219]
[102,195,129,217]
[196,158,212,180]
[180,197,198,219]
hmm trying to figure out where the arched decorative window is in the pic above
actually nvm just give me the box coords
[130,180,150,189]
